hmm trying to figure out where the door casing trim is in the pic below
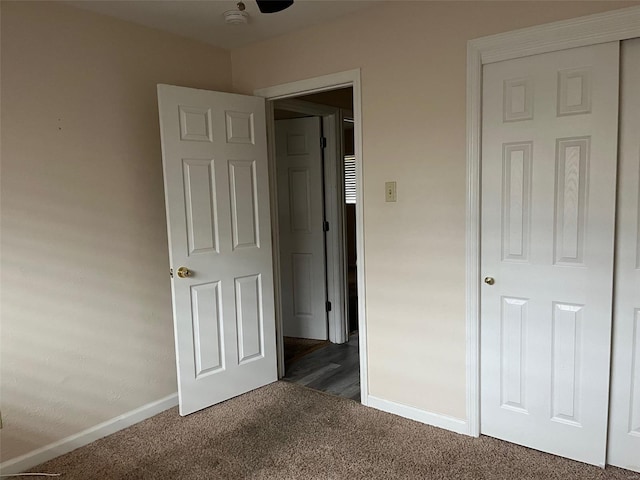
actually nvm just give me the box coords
[255,70,369,404]
[270,98,349,368]
[466,6,640,437]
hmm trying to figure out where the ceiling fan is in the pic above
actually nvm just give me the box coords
[224,1,294,24]
[255,1,294,13]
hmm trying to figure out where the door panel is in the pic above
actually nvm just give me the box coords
[183,159,219,255]
[191,281,223,376]
[480,42,619,466]
[276,117,328,340]
[158,84,276,416]
[235,274,263,363]
[608,38,640,473]
[502,142,532,262]
[500,296,527,412]
[229,160,259,249]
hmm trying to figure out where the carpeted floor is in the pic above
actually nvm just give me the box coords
[18,382,640,479]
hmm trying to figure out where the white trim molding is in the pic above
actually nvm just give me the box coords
[466,6,640,438]
[0,394,178,476]
[255,69,369,405]
[255,70,357,100]
[368,396,468,436]
[472,6,640,66]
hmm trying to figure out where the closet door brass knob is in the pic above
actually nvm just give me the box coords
[177,267,192,278]
[484,277,495,285]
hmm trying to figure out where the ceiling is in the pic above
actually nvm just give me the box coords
[66,0,381,50]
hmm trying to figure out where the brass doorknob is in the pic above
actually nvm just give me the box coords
[484,277,495,285]
[176,267,192,278]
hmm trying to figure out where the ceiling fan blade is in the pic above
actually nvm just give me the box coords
[256,0,294,14]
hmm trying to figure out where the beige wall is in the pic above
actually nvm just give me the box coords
[2,0,638,467]
[231,1,637,419]
[0,2,231,462]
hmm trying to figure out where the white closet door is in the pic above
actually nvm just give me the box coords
[608,38,640,473]
[480,42,619,466]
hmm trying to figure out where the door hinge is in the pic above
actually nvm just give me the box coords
[326,301,332,312]
[321,136,327,149]
[323,221,330,232]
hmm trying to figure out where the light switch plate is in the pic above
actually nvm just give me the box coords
[385,181,397,202]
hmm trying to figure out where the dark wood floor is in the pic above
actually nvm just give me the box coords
[282,333,360,402]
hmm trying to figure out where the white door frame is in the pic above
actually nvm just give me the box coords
[273,98,349,349]
[255,69,369,405]
[466,6,640,437]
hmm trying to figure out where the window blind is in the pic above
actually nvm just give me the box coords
[344,155,356,204]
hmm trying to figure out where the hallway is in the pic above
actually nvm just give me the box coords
[283,334,360,401]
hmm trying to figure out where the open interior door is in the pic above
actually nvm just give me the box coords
[157,84,277,415]
[275,117,329,341]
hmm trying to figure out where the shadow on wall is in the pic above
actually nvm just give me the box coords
[1,149,176,457]
[0,0,232,463]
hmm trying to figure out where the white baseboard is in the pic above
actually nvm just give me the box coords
[0,393,178,476]
[367,395,470,436]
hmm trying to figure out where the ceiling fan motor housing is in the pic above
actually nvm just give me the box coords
[256,1,294,14]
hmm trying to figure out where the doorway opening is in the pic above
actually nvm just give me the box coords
[271,87,360,402]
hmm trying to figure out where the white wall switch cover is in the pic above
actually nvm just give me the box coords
[385,181,397,202]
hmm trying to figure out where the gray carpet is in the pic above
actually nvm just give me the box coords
[18,382,639,479]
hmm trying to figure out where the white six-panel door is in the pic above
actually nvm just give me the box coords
[480,43,619,466]
[157,85,277,415]
[608,38,640,473]
[276,117,328,340]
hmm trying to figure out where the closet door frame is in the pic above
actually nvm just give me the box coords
[465,6,640,438]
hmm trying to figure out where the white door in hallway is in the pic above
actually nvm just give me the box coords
[480,43,619,466]
[157,85,277,415]
[276,117,328,340]
[608,38,640,474]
